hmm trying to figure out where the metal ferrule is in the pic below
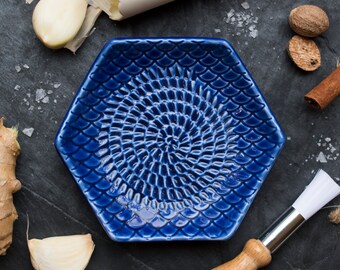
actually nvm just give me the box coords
[258,206,305,253]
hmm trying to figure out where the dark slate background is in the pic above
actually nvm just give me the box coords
[0,0,339,269]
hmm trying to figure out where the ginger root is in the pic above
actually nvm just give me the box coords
[329,208,340,224]
[0,118,21,255]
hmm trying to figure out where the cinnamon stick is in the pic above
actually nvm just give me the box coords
[305,66,340,109]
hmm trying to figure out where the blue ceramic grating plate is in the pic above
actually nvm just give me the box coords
[55,38,285,242]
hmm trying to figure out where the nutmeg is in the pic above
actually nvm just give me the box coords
[288,35,321,71]
[289,5,329,37]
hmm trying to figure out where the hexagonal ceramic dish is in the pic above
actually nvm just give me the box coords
[55,38,285,242]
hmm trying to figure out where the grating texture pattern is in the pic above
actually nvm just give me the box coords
[55,38,285,241]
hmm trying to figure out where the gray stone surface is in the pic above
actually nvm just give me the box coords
[0,0,339,269]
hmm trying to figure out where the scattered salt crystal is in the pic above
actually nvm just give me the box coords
[241,2,250,10]
[214,28,221,33]
[23,64,29,69]
[25,0,34,4]
[36,88,46,102]
[14,85,21,91]
[28,106,34,111]
[287,136,291,141]
[15,65,21,73]
[325,137,331,142]
[54,83,61,89]
[329,144,336,153]
[42,96,49,104]
[47,90,53,95]
[225,9,235,23]
[27,93,31,98]
[335,177,340,182]
[22,127,34,137]
[54,99,57,104]
[316,152,327,163]
[37,106,42,110]
[249,25,258,38]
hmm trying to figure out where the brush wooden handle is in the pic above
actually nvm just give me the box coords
[213,239,272,270]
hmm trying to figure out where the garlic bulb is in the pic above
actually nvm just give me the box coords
[27,234,95,270]
[32,0,88,49]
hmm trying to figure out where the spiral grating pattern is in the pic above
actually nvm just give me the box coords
[55,38,285,242]
[99,66,238,205]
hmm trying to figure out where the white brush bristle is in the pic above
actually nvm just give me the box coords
[292,169,340,220]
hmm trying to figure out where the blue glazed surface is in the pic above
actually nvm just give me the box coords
[55,38,285,242]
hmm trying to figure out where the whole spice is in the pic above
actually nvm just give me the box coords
[289,5,329,37]
[305,66,340,109]
[28,234,95,270]
[288,35,321,71]
[0,118,21,255]
[32,0,88,49]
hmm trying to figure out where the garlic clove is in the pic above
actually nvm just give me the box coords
[32,0,88,49]
[28,234,95,270]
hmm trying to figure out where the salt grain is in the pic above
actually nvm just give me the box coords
[36,88,47,102]
[42,96,49,104]
[25,0,34,4]
[15,65,21,73]
[225,9,235,23]
[53,83,61,89]
[316,152,327,163]
[249,25,258,38]
[325,137,331,142]
[214,28,221,33]
[241,2,250,10]
[23,64,29,69]
[14,85,21,91]
[22,127,34,137]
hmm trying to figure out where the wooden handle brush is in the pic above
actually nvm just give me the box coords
[213,169,340,270]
